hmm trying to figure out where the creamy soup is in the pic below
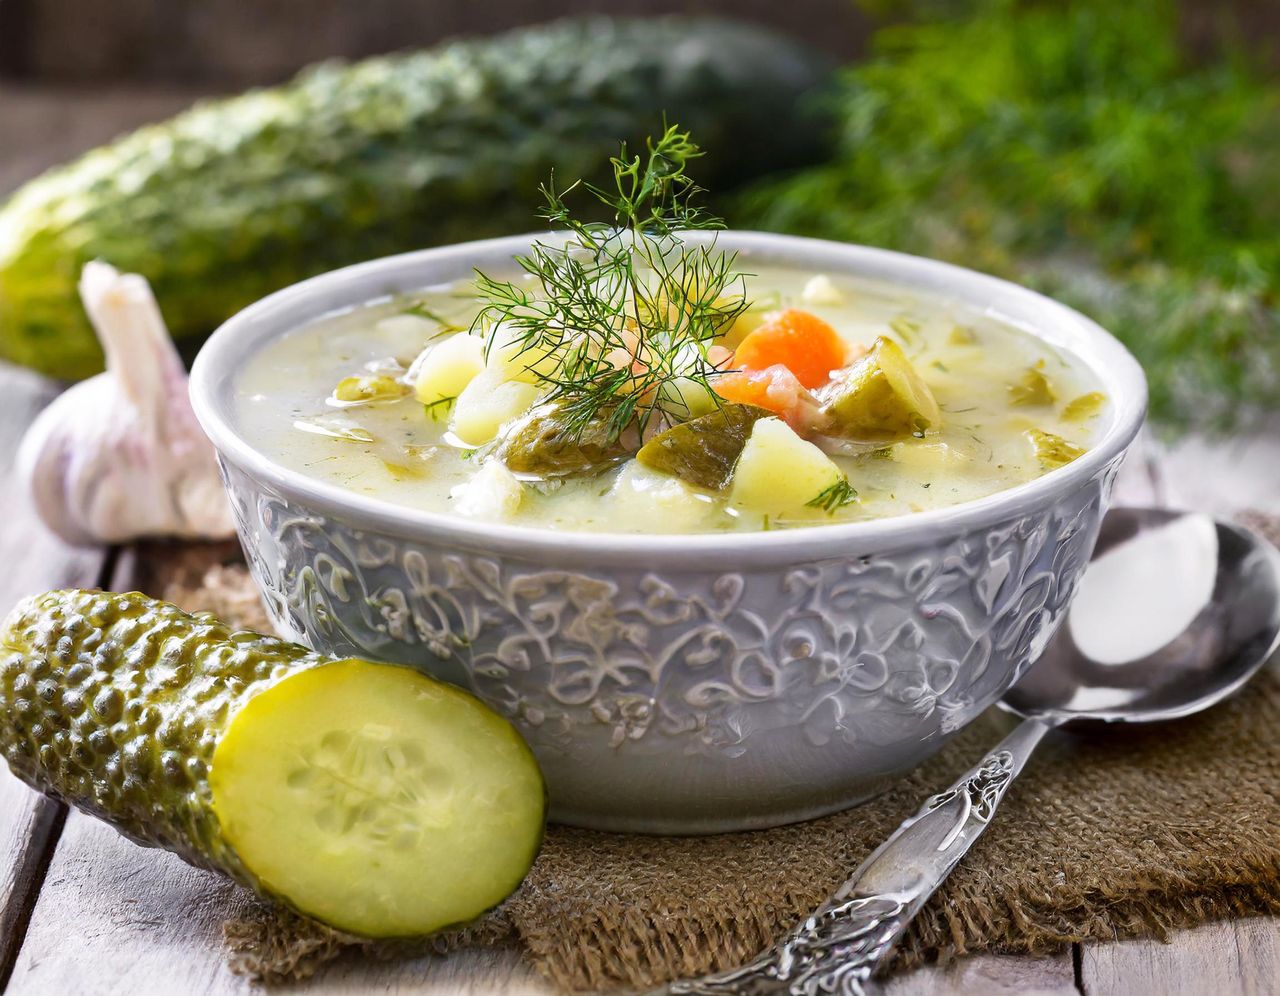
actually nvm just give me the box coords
[234,264,1107,534]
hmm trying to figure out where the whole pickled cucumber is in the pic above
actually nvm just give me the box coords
[0,589,545,938]
[0,17,832,379]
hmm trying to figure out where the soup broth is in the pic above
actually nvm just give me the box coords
[234,265,1106,534]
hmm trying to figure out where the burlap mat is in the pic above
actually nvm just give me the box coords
[136,512,1280,992]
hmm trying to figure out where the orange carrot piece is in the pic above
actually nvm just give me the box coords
[732,309,846,389]
[715,364,814,431]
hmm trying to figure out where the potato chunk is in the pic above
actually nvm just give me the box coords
[484,322,566,385]
[450,460,524,520]
[607,463,711,533]
[450,368,542,445]
[801,274,845,305]
[412,333,486,405]
[730,417,842,512]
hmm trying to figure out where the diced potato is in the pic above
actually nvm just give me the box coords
[730,417,842,512]
[801,274,845,305]
[659,342,720,418]
[449,368,543,446]
[485,322,568,385]
[607,463,712,533]
[450,460,524,520]
[663,376,719,418]
[412,333,486,405]
[820,336,942,441]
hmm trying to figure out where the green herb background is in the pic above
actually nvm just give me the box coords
[734,0,1280,430]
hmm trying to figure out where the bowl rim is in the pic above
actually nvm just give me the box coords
[189,230,1147,566]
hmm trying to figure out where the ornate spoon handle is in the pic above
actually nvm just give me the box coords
[662,718,1055,996]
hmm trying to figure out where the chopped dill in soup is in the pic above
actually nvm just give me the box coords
[233,128,1106,535]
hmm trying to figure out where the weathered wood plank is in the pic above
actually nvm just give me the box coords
[0,84,207,196]
[0,363,111,987]
[298,944,551,995]
[8,1,871,87]
[4,809,257,996]
[881,952,1078,996]
[1081,919,1280,996]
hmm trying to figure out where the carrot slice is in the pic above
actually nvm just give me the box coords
[733,309,846,389]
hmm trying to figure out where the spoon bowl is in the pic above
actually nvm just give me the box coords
[1002,508,1280,727]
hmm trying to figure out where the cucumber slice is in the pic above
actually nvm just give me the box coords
[211,660,544,937]
[0,590,545,939]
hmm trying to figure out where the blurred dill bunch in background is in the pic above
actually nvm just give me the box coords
[737,0,1280,430]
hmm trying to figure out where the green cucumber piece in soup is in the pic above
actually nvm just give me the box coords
[636,403,773,490]
[0,17,832,380]
[0,589,545,938]
[497,401,635,479]
[819,336,942,441]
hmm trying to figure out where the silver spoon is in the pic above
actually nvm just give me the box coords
[664,508,1280,996]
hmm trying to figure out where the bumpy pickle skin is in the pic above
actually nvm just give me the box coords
[636,403,772,490]
[0,589,545,938]
[819,336,942,441]
[497,401,634,479]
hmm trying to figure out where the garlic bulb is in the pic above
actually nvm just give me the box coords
[18,262,235,546]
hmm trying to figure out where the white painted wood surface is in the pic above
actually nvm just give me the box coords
[0,366,109,986]
[881,953,1078,996]
[1081,919,1280,996]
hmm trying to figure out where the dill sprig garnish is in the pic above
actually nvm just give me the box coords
[471,125,749,442]
[806,476,859,513]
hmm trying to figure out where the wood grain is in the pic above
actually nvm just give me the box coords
[8,0,871,87]
[1081,919,1280,996]
[881,953,1078,995]
[0,364,110,987]
[300,944,551,995]
[0,85,209,197]
[4,810,256,996]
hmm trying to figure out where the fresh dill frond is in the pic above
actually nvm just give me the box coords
[472,124,749,442]
[806,476,859,513]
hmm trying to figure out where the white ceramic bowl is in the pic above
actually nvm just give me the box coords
[190,232,1146,834]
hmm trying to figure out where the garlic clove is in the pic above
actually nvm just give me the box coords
[18,262,235,547]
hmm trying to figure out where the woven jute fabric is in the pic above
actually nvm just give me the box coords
[139,512,1280,993]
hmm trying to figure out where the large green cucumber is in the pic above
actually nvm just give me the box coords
[0,589,545,938]
[0,17,831,380]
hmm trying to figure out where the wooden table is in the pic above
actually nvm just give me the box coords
[2,85,1279,996]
